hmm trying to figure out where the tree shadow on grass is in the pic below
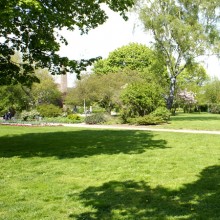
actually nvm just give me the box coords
[0,129,167,158]
[73,165,220,220]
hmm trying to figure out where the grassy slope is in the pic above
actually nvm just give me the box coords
[0,125,220,219]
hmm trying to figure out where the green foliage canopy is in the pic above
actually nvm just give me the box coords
[0,84,30,115]
[178,64,209,89]
[203,77,220,104]
[121,80,165,117]
[93,43,166,75]
[37,104,62,117]
[31,69,62,106]
[0,0,134,85]
[136,0,220,109]
[0,68,62,115]
[65,71,136,113]
[93,43,170,118]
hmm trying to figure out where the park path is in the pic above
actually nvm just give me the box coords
[63,123,220,135]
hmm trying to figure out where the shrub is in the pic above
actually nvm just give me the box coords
[121,82,166,117]
[37,104,62,117]
[20,109,40,121]
[103,115,122,125]
[150,107,171,121]
[209,104,220,114]
[85,113,107,124]
[128,115,165,125]
[120,108,135,123]
[67,114,82,123]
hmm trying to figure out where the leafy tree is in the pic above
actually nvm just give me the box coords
[0,68,62,116]
[175,64,209,109]
[203,77,220,104]
[136,0,220,109]
[202,78,220,113]
[121,79,165,117]
[0,85,30,116]
[178,64,209,89]
[65,74,101,108]
[93,43,169,108]
[85,43,170,114]
[95,71,139,113]
[176,89,197,113]
[30,69,62,106]
[93,43,166,75]
[65,71,138,113]
[0,0,134,85]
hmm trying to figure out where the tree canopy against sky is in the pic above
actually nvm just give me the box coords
[93,43,156,73]
[135,0,220,109]
[0,0,134,86]
[93,43,167,78]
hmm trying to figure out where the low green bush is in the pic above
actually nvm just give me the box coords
[67,114,80,121]
[128,115,165,125]
[103,115,122,125]
[85,113,107,124]
[120,108,135,123]
[209,104,220,114]
[150,107,171,121]
[20,109,40,121]
[67,114,83,123]
[37,104,62,117]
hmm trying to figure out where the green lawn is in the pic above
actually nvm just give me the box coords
[153,112,220,131]
[0,125,220,219]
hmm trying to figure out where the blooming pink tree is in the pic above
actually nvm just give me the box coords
[177,90,197,113]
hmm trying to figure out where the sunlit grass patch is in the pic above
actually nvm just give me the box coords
[154,112,220,131]
[0,125,219,219]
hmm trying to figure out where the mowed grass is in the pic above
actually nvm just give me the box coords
[154,112,220,131]
[0,125,220,220]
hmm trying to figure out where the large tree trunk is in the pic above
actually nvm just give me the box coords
[166,76,176,110]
